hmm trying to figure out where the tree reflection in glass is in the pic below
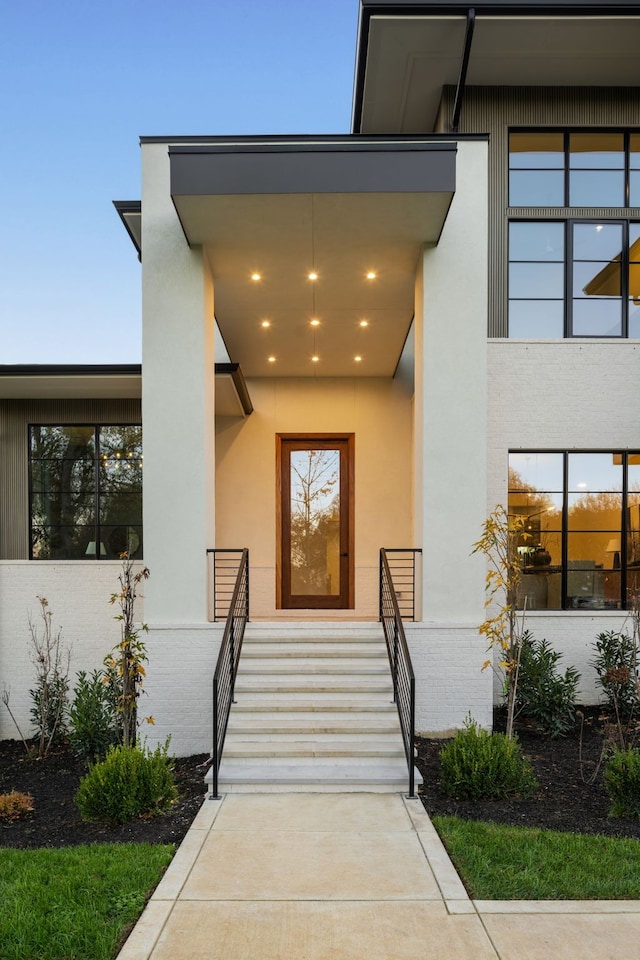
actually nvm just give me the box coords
[290,449,340,596]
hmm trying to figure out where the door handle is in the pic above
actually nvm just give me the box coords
[340,552,349,557]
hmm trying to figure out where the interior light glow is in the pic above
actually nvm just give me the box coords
[311,355,319,363]
[251,272,262,281]
[268,355,276,363]
[310,318,320,327]
[354,356,362,362]
[359,319,369,328]
[366,271,377,280]
[261,320,271,328]
[308,271,318,281]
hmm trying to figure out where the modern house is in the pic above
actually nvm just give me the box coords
[2,1,640,788]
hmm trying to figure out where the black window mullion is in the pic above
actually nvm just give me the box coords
[622,453,629,609]
[564,131,570,207]
[622,220,630,338]
[565,220,573,338]
[625,131,631,208]
[561,452,569,610]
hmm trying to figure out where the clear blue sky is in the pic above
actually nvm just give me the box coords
[0,0,358,364]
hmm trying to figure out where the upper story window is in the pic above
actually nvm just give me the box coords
[29,424,142,560]
[509,131,640,208]
[509,220,640,337]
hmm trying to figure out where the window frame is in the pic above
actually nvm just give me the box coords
[28,422,143,561]
[508,449,640,611]
[508,218,639,338]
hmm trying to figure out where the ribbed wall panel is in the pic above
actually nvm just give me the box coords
[0,399,141,559]
[440,86,640,336]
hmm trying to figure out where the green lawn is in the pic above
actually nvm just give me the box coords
[433,816,640,900]
[0,843,175,960]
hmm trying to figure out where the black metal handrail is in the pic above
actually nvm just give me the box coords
[211,548,249,798]
[207,548,249,621]
[379,548,416,798]
[380,548,422,621]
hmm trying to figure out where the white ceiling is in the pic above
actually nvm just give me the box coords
[360,14,640,133]
[176,190,451,378]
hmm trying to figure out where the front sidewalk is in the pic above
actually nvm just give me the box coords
[117,793,640,960]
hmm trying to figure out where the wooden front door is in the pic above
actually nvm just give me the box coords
[277,435,354,609]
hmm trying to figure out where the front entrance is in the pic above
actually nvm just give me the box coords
[277,434,354,609]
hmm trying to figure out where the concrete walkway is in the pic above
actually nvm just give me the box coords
[117,793,640,960]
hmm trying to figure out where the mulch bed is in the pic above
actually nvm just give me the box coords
[416,707,640,840]
[1,708,639,848]
[0,740,209,849]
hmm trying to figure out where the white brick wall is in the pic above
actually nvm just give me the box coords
[0,562,129,741]
[487,338,640,704]
[406,623,493,735]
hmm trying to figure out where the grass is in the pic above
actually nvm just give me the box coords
[0,843,175,960]
[433,815,640,900]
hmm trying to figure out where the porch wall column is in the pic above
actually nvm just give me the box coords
[141,142,215,624]
[414,139,488,622]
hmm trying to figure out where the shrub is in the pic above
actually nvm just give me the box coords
[516,631,580,738]
[593,631,640,724]
[67,669,120,763]
[75,740,177,824]
[0,791,34,821]
[604,747,640,818]
[440,718,537,801]
[28,596,71,757]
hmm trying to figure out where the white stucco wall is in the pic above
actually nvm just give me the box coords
[488,338,640,700]
[215,376,413,619]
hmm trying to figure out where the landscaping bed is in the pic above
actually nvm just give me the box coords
[0,740,208,849]
[416,707,640,840]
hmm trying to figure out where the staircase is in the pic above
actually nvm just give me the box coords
[206,622,422,793]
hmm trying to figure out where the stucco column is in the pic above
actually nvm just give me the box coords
[414,139,488,623]
[141,142,215,623]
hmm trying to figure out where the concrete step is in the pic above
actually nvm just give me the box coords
[237,660,389,676]
[235,677,393,694]
[227,717,401,734]
[208,759,422,794]
[223,739,406,759]
[241,643,387,658]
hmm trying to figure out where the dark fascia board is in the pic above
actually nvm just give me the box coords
[0,364,142,377]
[352,0,640,132]
[169,136,459,198]
[0,363,253,414]
[113,200,142,259]
[215,363,254,416]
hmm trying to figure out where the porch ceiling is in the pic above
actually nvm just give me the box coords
[168,137,456,378]
[354,5,640,134]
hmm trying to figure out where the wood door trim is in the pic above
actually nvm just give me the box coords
[276,434,355,610]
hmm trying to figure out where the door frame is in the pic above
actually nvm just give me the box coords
[276,433,355,610]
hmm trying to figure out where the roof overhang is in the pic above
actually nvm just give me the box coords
[353,1,640,133]
[164,135,457,377]
[113,201,141,258]
[0,363,253,417]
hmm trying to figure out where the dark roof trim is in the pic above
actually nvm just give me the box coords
[216,363,254,416]
[352,0,640,132]
[142,132,486,145]
[451,7,475,133]
[113,200,142,259]
[0,364,142,377]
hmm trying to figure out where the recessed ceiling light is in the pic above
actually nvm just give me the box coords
[366,271,377,280]
[354,355,362,363]
[308,271,318,281]
[359,319,369,328]
[310,318,320,327]
[311,355,319,363]
[251,272,262,281]
[268,355,276,363]
[261,320,271,328]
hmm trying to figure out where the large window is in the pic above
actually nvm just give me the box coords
[30,425,142,560]
[508,451,640,610]
[509,131,640,208]
[508,220,640,337]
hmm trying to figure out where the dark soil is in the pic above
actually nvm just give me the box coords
[2,709,639,847]
[416,707,640,840]
[0,740,209,849]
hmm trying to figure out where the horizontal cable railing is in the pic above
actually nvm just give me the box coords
[211,548,249,799]
[379,548,416,798]
[381,548,422,622]
[207,548,248,622]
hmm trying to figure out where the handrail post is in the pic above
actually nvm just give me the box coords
[212,679,219,799]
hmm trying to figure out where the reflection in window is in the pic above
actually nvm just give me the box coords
[509,221,640,338]
[30,425,142,560]
[509,452,640,610]
[509,131,636,208]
